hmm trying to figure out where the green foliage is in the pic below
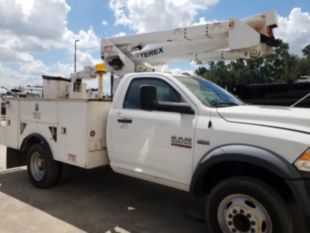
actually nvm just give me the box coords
[195,41,310,91]
[302,44,310,57]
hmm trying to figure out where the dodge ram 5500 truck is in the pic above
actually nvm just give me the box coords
[1,11,310,233]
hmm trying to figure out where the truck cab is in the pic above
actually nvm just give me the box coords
[108,72,310,233]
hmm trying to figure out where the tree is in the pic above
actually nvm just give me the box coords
[261,41,299,83]
[302,44,310,57]
[297,57,310,77]
[297,44,310,77]
[195,67,208,76]
[195,40,303,90]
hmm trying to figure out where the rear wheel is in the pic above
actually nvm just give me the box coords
[205,176,293,233]
[27,144,60,188]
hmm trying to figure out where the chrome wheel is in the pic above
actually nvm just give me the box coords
[217,194,272,233]
[30,151,45,181]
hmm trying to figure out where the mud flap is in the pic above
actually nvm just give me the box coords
[6,147,26,168]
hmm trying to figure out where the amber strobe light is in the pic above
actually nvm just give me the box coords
[295,149,310,171]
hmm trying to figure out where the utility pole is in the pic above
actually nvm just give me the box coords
[74,39,79,72]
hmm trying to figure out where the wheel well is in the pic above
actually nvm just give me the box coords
[193,161,295,203]
[6,136,46,168]
[20,135,50,159]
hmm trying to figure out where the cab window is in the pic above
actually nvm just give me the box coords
[123,78,184,109]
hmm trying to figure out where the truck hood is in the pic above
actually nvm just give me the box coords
[217,105,310,134]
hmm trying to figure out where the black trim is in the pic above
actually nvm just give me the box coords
[6,134,54,169]
[87,99,111,102]
[297,170,310,179]
[197,139,210,145]
[171,143,192,149]
[21,133,53,159]
[260,34,281,47]
[190,144,301,195]
[42,75,70,82]
[154,101,195,114]
[117,118,132,123]
[285,179,310,233]
[6,147,24,168]
[110,73,114,101]
[48,127,57,142]
[123,77,185,110]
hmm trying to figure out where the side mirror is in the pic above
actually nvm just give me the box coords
[140,85,157,110]
[154,101,195,114]
[140,85,195,114]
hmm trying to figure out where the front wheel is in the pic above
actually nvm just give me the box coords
[27,144,60,188]
[205,176,293,233]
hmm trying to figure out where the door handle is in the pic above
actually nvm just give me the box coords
[117,118,132,124]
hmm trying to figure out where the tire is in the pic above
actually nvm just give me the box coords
[205,176,293,233]
[26,144,60,188]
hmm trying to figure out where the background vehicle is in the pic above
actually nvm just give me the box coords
[1,11,310,233]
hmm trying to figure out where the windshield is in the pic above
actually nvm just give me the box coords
[175,75,243,107]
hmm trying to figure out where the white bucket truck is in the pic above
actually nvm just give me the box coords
[1,11,310,233]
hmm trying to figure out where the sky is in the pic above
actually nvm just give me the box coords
[0,0,310,89]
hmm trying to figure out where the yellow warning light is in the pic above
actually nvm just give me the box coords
[96,63,106,73]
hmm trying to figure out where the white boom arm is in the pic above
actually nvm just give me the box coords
[101,11,279,76]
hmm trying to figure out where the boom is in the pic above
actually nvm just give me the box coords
[101,11,279,76]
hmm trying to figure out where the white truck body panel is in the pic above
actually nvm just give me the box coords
[102,11,278,76]
[0,124,5,145]
[3,100,20,148]
[107,73,199,191]
[107,72,310,191]
[43,79,68,99]
[0,99,111,169]
[217,105,310,133]
[109,108,197,188]
[193,108,310,169]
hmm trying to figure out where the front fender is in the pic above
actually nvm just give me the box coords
[190,144,301,194]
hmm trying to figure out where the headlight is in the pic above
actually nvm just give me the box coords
[294,149,310,171]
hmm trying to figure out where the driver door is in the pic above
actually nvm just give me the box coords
[110,76,197,187]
